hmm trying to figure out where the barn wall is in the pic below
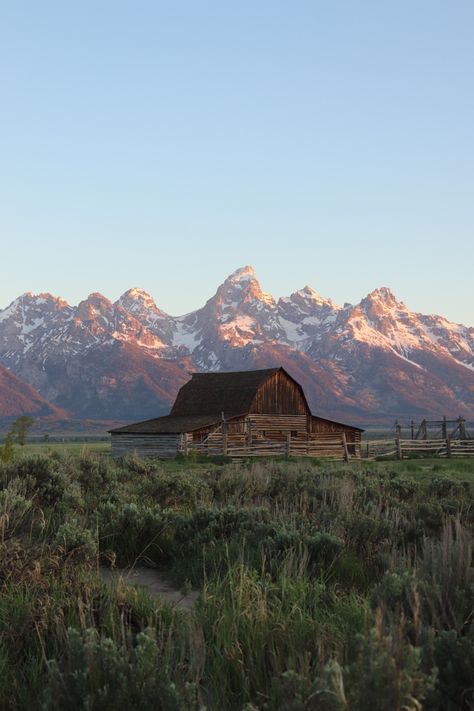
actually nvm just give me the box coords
[250,371,309,415]
[311,417,361,455]
[111,433,181,458]
[311,417,357,437]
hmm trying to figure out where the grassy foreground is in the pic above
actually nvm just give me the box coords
[0,452,473,710]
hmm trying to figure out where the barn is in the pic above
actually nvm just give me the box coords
[110,367,363,460]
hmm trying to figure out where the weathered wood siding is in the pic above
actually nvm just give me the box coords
[247,414,308,432]
[311,416,357,437]
[111,433,181,458]
[310,417,361,456]
[250,370,309,415]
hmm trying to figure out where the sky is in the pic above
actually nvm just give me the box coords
[0,1,473,324]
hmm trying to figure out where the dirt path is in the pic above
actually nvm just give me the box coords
[100,566,199,611]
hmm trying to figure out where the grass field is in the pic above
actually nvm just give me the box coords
[0,448,473,709]
[17,439,474,490]
[18,440,111,456]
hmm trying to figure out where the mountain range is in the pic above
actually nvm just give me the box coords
[0,266,473,426]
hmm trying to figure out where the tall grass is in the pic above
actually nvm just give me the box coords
[0,452,473,709]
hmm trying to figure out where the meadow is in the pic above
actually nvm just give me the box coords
[0,449,473,710]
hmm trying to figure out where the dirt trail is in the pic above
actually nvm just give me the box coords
[100,566,199,611]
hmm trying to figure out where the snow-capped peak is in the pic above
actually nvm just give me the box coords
[294,285,338,308]
[217,266,275,307]
[118,288,159,311]
[365,287,399,305]
[0,292,70,324]
[227,265,256,283]
[120,287,155,301]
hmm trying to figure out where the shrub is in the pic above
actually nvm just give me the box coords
[144,469,210,510]
[13,455,69,507]
[42,627,198,710]
[0,484,32,540]
[78,456,116,491]
[55,519,97,561]
[345,611,434,711]
[429,623,474,710]
[428,474,470,498]
[99,502,176,565]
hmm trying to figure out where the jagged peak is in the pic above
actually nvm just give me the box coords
[226,265,257,283]
[357,287,407,315]
[76,293,113,317]
[120,287,154,300]
[279,285,340,313]
[217,265,275,306]
[296,285,337,307]
[84,292,112,304]
[116,288,169,320]
[366,286,399,303]
[1,292,69,312]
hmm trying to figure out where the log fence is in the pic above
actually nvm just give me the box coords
[179,430,359,461]
[366,437,474,459]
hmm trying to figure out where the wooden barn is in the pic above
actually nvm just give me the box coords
[110,367,363,460]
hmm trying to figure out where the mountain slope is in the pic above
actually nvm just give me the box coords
[0,363,66,419]
[0,267,472,423]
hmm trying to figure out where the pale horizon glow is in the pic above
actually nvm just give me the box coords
[1,2,473,326]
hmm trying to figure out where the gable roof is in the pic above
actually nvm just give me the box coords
[170,368,281,418]
[110,368,283,434]
[110,414,222,435]
[312,414,365,433]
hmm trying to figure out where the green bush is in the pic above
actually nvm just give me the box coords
[55,519,97,560]
[42,628,198,711]
[99,502,177,565]
[428,473,470,498]
[345,614,434,711]
[429,623,474,710]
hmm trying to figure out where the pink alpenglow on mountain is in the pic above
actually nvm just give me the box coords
[0,267,472,423]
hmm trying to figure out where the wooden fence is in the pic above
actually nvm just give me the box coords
[180,431,360,461]
[366,438,474,459]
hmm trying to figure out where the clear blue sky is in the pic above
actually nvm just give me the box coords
[1,1,473,324]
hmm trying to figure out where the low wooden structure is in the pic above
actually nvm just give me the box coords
[367,437,474,460]
[394,416,470,441]
[110,368,363,460]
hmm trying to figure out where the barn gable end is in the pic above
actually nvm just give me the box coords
[249,368,310,416]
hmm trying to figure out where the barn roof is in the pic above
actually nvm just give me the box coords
[110,368,283,434]
[311,414,364,433]
[110,414,223,435]
[170,368,282,418]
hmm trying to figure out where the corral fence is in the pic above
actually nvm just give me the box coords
[366,437,474,459]
[180,431,360,462]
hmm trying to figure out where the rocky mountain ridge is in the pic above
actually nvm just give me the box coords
[0,266,473,423]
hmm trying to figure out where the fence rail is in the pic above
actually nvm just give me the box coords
[179,432,360,461]
[367,438,474,459]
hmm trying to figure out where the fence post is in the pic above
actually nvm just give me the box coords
[446,436,451,458]
[286,432,291,457]
[396,437,402,460]
[183,433,188,457]
[222,412,228,457]
[442,416,447,439]
[342,433,349,462]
